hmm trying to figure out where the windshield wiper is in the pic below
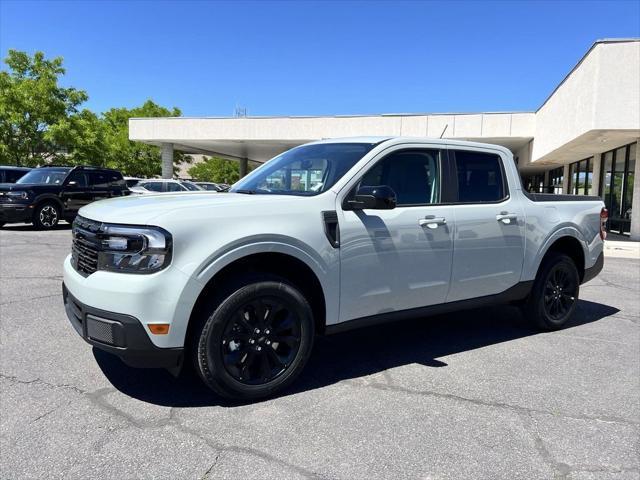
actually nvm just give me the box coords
[233,189,257,194]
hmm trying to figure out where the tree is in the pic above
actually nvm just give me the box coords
[0,50,88,166]
[102,100,191,177]
[188,156,253,184]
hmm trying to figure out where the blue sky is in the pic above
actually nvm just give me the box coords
[1,0,639,117]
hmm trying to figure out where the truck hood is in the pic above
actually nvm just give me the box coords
[78,192,304,225]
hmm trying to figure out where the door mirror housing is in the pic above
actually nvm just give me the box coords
[348,185,397,210]
[66,180,77,187]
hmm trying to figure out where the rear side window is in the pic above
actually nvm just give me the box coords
[166,182,183,192]
[360,149,441,206]
[454,150,506,203]
[89,172,109,188]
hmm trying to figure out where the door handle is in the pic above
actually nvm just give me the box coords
[419,216,447,229]
[496,212,518,224]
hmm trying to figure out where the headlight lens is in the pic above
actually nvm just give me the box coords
[6,191,29,200]
[97,225,172,274]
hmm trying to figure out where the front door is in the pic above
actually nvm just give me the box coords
[338,148,454,322]
[446,148,526,302]
[61,171,92,213]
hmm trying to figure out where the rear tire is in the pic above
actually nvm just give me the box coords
[33,202,60,230]
[193,275,314,400]
[523,252,580,330]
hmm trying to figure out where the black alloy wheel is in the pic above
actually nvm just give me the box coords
[221,297,302,385]
[523,252,580,330]
[543,263,578,321]
[194,276,314,400]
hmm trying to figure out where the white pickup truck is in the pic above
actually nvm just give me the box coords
[63,137,607,400]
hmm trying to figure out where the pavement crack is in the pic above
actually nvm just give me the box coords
[520,412,571,479]
[359,381,638,426]
[0,293,61,305]
[0,373,87,395]
[200,451,222,480]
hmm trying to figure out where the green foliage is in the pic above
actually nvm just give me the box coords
[0,50,88,166]
[0,50,191,176]
[188,156,244,184]
[101,101,191,177]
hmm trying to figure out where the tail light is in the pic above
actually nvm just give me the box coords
[600,208,608,240]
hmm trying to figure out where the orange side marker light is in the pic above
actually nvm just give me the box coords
[148,324,170,335]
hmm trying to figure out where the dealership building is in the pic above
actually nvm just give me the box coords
[130,38,640,239]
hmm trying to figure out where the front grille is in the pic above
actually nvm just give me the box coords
[71,216,104,276]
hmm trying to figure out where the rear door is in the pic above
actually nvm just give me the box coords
[89,171,111,201]
[447,148,525,302]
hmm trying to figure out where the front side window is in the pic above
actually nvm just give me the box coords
[142,182,163,192]
[89,172,109,188]
[17,168,71,185]
[454,150,506,203]
[66,171,89,187]
[359,149,441,206]
[231,143,376,196]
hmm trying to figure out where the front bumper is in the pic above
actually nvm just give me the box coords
[0,203,32,224]
[63,283,183,368]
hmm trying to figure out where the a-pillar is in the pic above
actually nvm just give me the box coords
[630,140,640,241]
[239,157,248,178]
[161,143,174,179]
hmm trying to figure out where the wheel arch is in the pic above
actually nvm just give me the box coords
[534,229,587,282]
[185,250,330,350]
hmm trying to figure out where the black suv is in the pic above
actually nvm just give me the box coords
[0,166,128,229]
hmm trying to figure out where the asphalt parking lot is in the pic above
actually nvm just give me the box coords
[1,224,638,480]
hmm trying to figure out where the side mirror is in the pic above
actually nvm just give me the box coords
[66,180,77,187]
[349,185,397,210]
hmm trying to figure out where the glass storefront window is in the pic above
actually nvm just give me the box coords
[568,157,592,195]
[600,142,636,235]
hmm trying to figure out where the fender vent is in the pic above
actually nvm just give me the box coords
[322,211,340,248]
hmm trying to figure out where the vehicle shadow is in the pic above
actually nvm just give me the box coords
[93,299,619,408]
[0,222,72,231]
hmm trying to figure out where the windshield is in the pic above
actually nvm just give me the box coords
[180,181,202,191]
[230,143,376,196]
[17,168,71,185]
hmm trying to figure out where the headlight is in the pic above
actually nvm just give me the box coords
[97,225,173,274]
[6,191,29,200]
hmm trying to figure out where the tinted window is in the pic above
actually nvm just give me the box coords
[454,151,506,202]
[67,171,89,187]
[89,172,109,188]
[142,182,163,192]
[360,150,440,206]
[166,182,183,192]
[5,170,28,183]
[180,181,201,191]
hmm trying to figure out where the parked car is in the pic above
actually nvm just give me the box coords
[0,165,127,229]
[135,179,203,193]
[62,137,606,400]
[194,182,228,192]
[0,166,32,183]
[124,176,143,188]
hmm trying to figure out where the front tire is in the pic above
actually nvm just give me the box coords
[523,252,580,330]
[33,202,60,230]
[194,276,315,400]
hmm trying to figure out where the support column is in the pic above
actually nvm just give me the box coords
[591,153,602,196]
[630,141,640,241]
[239,157,248,178]
[562,164,571,194]
[161,143,174,179]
